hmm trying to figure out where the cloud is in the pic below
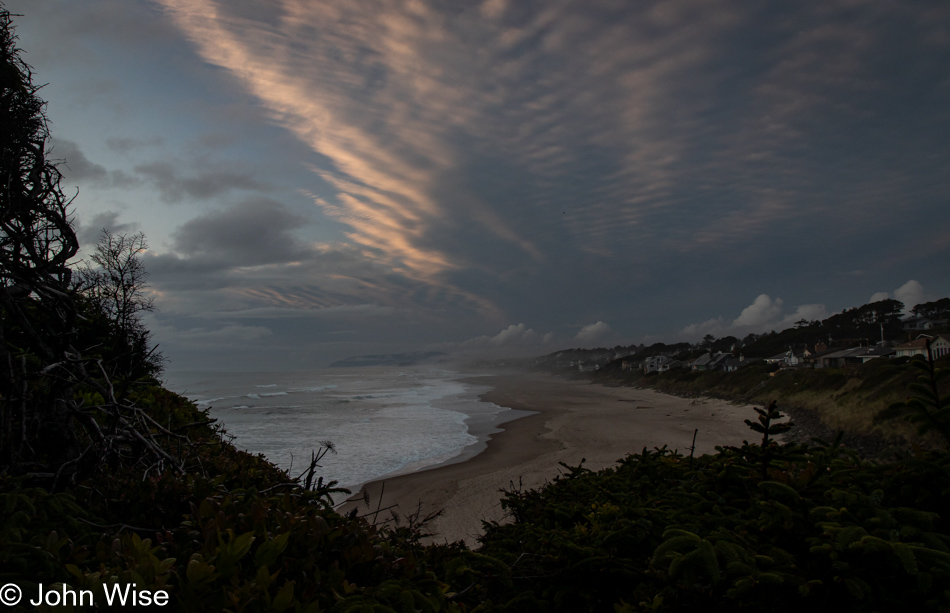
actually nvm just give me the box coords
[22,0,948,369]
[173,323,272,343]
[133,161,267,203]
[868,280,934,313]
[732,294,784,328]
[462,323,540,348]
[51,139,109,182]
[50,139,269,203]
[148,0,950,337]
[893,280,927,311]
[680,294,828,340]
[170,198,310,266]
[106,136,163,153]
[574,321,612,344]
[74,211,138,247]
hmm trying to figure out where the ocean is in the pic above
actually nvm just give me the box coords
[163,366,524,498]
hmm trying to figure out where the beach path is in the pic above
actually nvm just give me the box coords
[339,371,759,546]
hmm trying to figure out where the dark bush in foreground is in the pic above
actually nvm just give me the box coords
[469,439,950,612]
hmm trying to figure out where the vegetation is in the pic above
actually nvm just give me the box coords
[475,433,950,611]
[876,340,950,447]
[1,3,82,477]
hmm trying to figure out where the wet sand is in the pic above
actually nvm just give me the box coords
[340,371,759,546]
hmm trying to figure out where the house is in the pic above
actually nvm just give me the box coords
[804,346,840,368]
[691,352,713,371]
[643,355,684,373]
[849,345,896,362]
[693,352,732,371]
[765,349,804,367]
[707,352,732,370]
[902,317,935,331]
[813,347,866,368]
[722,355,760,372]
[895,335,950,359]
[643,355,668,373]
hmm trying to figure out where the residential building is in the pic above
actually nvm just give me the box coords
[895,335,950,359]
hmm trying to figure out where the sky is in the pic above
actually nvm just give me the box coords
[6,0,950,370]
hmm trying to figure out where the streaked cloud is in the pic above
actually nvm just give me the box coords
[8,0,949,367]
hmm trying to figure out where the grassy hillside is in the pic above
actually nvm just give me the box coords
[588,354,950,449]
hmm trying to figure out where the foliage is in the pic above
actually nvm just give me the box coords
[876,342,950,447]
[912,299,950,321]
[469,436,950,611]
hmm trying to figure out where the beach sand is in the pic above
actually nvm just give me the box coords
[340,371,761,546]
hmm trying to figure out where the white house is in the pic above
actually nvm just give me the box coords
[895,335,950,359]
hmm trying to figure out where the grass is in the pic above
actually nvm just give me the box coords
[591,355,950,447]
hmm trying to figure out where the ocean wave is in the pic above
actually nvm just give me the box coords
[193,396,228,406]
[291,384,337,392]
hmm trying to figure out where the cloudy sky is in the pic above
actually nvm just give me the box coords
[7,0,950,370]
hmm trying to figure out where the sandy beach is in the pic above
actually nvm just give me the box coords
[340,371,761,546]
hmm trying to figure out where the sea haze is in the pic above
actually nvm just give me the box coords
[164,366,518,496]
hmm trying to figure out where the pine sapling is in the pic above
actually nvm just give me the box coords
[745,400,794,479]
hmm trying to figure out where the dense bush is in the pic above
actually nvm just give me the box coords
[471,438,950,611]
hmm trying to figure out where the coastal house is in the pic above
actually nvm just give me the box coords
[765,349,804,367]
[811,344,896,367]
[813,347,866,369]
[902,317,936,331]
[895,335,950,359]
[722,355,759,372]
[693,352,732,371]
[643,355,683,373]
[849,344,896,362]
[691,352,713,371]
[707,352,732,370]
[805,345,842,368]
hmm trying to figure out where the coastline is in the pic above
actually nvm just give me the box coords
[340,370,760,545]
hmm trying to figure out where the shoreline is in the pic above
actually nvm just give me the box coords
[340,370,760,545]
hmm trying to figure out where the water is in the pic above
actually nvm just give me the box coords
[164,366,519,495]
